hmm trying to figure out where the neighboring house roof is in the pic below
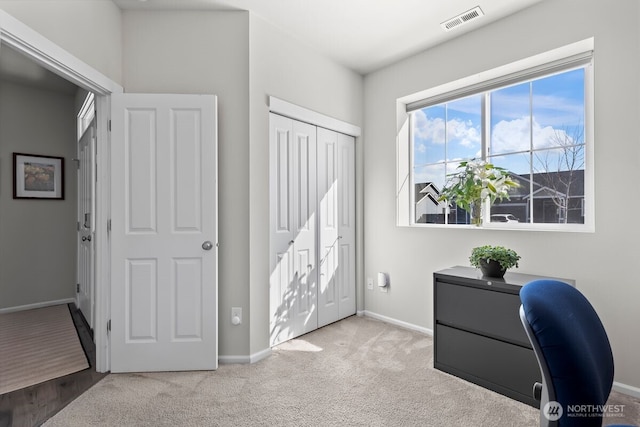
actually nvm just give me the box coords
[413,170,584,208]
[415,182,444,207]
[509,170,585,201]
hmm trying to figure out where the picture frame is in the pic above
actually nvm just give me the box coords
[13,153,65,200]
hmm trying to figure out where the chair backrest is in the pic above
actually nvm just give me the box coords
[519,279,614,427]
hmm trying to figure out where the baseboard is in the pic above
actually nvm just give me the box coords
[613,381,640,399]
[362,310,433,336]
[218,347,272,365]
[362,311,640,399]
[0,298,75,315]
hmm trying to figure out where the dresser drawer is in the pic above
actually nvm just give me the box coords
[435,324,540,406]
[435,280,529,346]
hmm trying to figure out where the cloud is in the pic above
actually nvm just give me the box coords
[491,116,576,153]
[413,110,445,142]
[492,91,584,127]
[448,119,480,147]
[413,110,480,147]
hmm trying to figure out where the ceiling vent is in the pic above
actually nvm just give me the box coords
[441,6,484,32]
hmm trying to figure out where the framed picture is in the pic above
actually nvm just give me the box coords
[13,153,65,200]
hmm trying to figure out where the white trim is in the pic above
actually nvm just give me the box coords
[218,348,272,365]
[398,38,594,107]
[1,9,122,373]
[269,96,361,137]
[94,95,112,373]
[0,298,75,315]
[396,38,595,233]
[612,381,640,399]
[363,310,433,336]
[250,348,272,363]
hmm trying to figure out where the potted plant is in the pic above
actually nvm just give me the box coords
[438,159,519,225]
[469,245,521,278]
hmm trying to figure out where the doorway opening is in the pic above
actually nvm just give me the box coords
[0,8,123,373]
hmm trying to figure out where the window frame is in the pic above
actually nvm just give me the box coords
[78,92,95,138]
[397,39,595,232]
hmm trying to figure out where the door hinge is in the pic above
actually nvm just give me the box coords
[107,319,111,333]
[107,219,112,233]
[76,283,80,293]
[77,221,81,231]
[108,119,111,132]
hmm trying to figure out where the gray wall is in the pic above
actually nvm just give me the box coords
[121,10,364,359]
[121,10,251,358]
[363,0,640,391]
[3,0,638,393]
[0,81,77,309]
[0,4,363,360]
[248,13,364,355]
[0,0,122,84]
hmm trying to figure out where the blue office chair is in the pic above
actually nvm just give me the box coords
[519,279,632,427]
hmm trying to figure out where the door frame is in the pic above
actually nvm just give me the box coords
[1,10,123,372]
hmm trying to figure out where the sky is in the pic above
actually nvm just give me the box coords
[413,68,586,187]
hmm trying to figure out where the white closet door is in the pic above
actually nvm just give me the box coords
[317,127,340,327]
[337,132,356,319]
[317,128,356,327]
[269,114,318,346]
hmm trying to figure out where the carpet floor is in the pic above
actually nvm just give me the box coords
[43,316,639,426]
[0,304,89,395]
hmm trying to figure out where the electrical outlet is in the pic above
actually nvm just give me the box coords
[231,307,242,325]
[367,277,373,290]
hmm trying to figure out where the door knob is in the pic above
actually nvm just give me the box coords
[202,241,214,251]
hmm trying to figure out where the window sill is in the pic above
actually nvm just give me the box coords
[403,222,594,233]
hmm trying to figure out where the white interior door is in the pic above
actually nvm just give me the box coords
[110,93,218,372]
[269,113,318,346]
[77,118,96,329]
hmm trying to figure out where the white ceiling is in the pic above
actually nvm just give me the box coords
[113,0,544,74]
[0,0,544,92]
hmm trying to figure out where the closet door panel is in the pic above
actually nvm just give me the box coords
[317,128,340,327]
[338,133,356,319]
[270,114,295,345]
[269,114,317,345]
[291,120,318,335]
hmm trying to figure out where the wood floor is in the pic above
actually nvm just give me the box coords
[0,305,106,427]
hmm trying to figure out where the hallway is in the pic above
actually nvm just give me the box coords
[0,305,105,427]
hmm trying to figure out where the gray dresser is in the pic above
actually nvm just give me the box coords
[433,266,574,407]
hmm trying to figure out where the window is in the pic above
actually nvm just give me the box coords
[403,42,593,231]
[77,92,95,138]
